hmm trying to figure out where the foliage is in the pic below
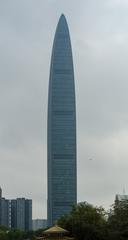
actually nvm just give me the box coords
[108,199,128,239]
[0,227,33,240]
[57,202,108,240]
[57,200,128,240]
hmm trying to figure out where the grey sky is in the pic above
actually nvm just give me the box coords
[1,0,128,218]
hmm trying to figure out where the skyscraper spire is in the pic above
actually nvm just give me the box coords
[47,15,77,226]
[0,186,2,198]
[123,185,126,195]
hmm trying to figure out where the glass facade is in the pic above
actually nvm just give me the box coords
[47,14,77,226]
[11,198,32,231]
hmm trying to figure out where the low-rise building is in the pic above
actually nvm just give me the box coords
[32,219,47,230]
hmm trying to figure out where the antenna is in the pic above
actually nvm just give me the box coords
[123,186,126,195]
[0,186,2,198]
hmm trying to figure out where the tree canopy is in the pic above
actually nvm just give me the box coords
[58,200,128,240]
[57,202,107,240]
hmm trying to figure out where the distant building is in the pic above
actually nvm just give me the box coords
[0,187,10,228]
[0,188,32,230]
[11,198,32,231]
[32,219,47,231]
[25,199,32,231]
[0,198,10,228]
[115,194,128,204]
[11,199,17,229]
[17,198,25,230]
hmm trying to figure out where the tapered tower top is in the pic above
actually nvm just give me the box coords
[59,14,66,21]
[58,13,68,25]
[55,14,69,36]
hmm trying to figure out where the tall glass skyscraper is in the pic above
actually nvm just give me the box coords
[47,14,77,226]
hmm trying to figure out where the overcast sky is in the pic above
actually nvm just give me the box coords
[1,0,128,219]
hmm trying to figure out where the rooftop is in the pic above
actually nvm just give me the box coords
[43,225,69,234]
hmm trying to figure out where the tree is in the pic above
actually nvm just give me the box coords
[57,202,107,240]
[108,199,128,239]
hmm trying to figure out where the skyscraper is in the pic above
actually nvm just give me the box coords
[25,199,32,231]
[0,198,10,228]
[0,187,10,228]
[47,14,77,226]
[11,198,32,231]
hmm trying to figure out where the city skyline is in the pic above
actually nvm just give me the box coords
[1,0,128,219]
[0,188,32,230]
